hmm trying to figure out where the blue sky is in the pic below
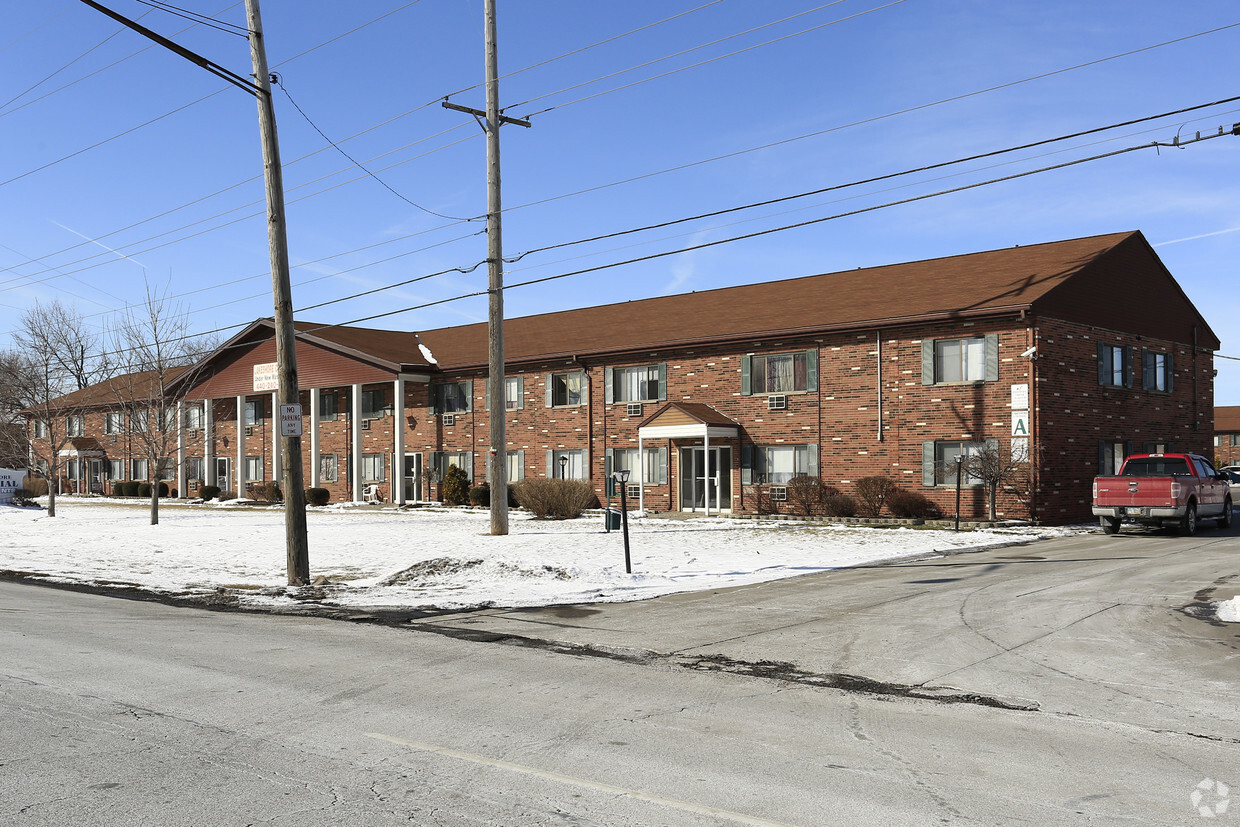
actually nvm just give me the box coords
[3,1,1239,403]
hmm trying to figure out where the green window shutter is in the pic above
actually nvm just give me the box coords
[922,340,936,385]
[657,363,667,401]
[544,374,553,408]
[1124,347,1134,388]
[465,380,474,412]
[657,446,668,484]
[805,350,818,392]
[922,441,936,487]
[1097,342,1108,386]
[741,355,752,395]
[806,444,818,478]
[604,449,615,497]
[604,367,614,404]
[465,452,474,482]
[741,444,753,484]
[545,450,554,478]
[1166,352,1174,393]
[516,377,524,410]
[984,335,999,382]
[515,450,525,482]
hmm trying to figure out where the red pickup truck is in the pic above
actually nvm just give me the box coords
[1092,453,1233,535]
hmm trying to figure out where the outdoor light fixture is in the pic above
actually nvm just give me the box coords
[612,469,632,573]
[559,455,568,479]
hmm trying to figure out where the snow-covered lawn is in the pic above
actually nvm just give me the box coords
[0,498,1083,612]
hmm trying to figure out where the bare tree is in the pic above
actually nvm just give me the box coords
[0,301,108,517]
[960,440,1034,521]
[108,283,203,526]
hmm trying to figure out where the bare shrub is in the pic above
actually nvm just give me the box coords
[786,476,825,516]
[512,478,599,519]
[886,489,942,520]
[854,476,895,517]
[821,493,857,517]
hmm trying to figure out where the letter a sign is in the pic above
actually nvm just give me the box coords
[1011,411,1030,437]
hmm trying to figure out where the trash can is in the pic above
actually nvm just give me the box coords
[605,508,622,530]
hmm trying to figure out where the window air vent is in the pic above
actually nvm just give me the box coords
[188,429,199,438]
[626,484,641,499]
[442,413,456,427]
[769,485,788,502]
[361,419,371,431]
[626,403,644,417]
[768,395,788,411]
[244,426,253,437]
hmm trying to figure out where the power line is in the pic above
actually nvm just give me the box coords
[133,0,249,37]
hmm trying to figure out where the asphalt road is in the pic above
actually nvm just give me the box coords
[2,522,1238,826]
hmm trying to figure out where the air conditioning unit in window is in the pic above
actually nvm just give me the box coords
[442,413,456,426]
[768,395,788,411]
[188,429,199,438]
[626,403,643,417]
[626,484,641,499]
[361,419,370,430]
[769,485,788,502]
[244,426,253,437]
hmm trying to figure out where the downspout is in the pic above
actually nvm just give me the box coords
[1193,325,1200,433]
[876,331,883,442]
[1030,322,1039,523]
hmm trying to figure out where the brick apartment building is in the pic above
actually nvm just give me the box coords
[1216,406,1240,467]
[29,230,1218,523]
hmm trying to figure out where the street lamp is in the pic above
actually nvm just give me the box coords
[612,469,632,574]
[559,455,568,479]
[954,454,964,532]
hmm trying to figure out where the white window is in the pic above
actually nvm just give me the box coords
[66,415,84,437]
[319,392,338,421]
[361,389,387,419]
[246,456,264,481]
[319,454,338,482]
[548,371,585,407]
[747,351,815,394]
[105,412,124,434]
[132,458,148,481]
[432,451,472,481]
[549,449,585,480]
[184,404,204,430]
[610,365,662,403]
[433,382,471,414]
[504,376,522,410]
[1142,349,1172,392]
[362,453,385,482]
[936,338,986,384]
[187,458,204,483]
[32,419,47,439]
[130,410,149,432]
[609,447,667,485]
[1216,435,1225,447]
[1232,435,1240,448]
[935,441,985,485]
[108,459,123,480]
[506,450,524,483]
[751,445,815,484]
[244,399,264,426]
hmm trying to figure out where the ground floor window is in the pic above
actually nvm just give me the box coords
[548,449,585,480]
[362,453,385,482]
[431,451,472,482]
[108,459,123,480]
[1098,440,1129,476]
[319,454,338,483]
[742,444,817,484]
[187,457,204,483]
[246,456,264,482]
[928,441,987,486]
[606,447,668,493]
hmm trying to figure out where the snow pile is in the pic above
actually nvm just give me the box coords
[0,500,1080,612]
[1217,597,1240,622]
[418,342,437,364]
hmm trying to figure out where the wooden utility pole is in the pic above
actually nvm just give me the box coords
[245,0,310,584]
[443,0,529,536]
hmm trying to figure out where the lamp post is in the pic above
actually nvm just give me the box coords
[559,455,568,480]
[612,469,632,574]
[954,454,964,532]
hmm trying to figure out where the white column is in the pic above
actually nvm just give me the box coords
[394,377,406,505]
[236,395,246,495]
[204,398,215,487]
[309,387,321,488]
[271,391,281,481]
[704,430,711,517]
[351,383,363,502]
[176,401,187,497]
[638,433,645,515]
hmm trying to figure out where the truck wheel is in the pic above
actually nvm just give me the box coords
[1100,516,1121,535]
[1180,502,1198,536]
[1222,498,1233,530]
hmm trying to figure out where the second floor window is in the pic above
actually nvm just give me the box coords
[319,392,338,421]
[432,381,472,414]
[361,388,387,419]
[1142,349,1172,392]
[66,415,84,437]
[105,412,123,434]
[742,350,818,395]
[1097,343,1131,388]
[244,399,264,426]
[547,371,585,407]
[606,364,665,403]
[32,419,47,439]
[485,376,524,411]
[184,404,204,430]
[923,335,999,384]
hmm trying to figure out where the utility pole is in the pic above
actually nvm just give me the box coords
[76,0,310,584]
[245,0,310,584]
[443,0,530,536]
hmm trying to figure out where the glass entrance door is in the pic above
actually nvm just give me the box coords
[215,457,231,490]
[678,447,731,512]
[404,453,422,502]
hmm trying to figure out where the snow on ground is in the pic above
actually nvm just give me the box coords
[1217,597,1240,622]
[0,498,1083,612]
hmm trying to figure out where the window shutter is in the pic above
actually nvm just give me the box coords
[516,377,524,410]
[806,444,818,478]
[465,380,474,411]
[604,449,615,497]
[1166,352,1174,393]
[1124,347,1134,388]
[464,452,474,482]
[604,368,614,404]
[429,385,440,415]
[921,340,936,384]
[657,446,668,484]
[741,355,752,395]
[922,441,936,487]
[546,450,554,478]
[430,452,442,478]
[544,374,553,408]
[984,335,999,382]
[1142,350,1154,390]
[741,443,753,484]
[805,350,818,392]
[657,363,667,401]
[1097,342,1108,386]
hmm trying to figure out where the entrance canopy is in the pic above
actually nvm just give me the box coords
[636,403,740,515]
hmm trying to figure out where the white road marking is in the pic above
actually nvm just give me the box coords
[365,731,790,826]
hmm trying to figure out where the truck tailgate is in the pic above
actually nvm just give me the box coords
[1093,476,1176,508]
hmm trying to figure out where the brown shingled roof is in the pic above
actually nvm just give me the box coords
[1217,406,1240,433]
[46,367,190,411]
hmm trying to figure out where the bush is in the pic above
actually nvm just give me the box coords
[886,489,942,520]
[25,477,49,496]
[11,488,38,507]
[512,478,599,519]
[200,485,221,501]
[305,487,330,506]
[137,482,152,498]
[822,493,857,517]
[786,476,834,516]
[854,476,895,517]
[260,481,282,503]
[220,489,237,502]
[468,483,490,507]
[441,465,470,506]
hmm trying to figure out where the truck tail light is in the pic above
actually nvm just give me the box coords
[1092,480,1098,500]
[1171,481,1182,500]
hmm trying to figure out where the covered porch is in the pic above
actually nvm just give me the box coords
[637,402,741,516]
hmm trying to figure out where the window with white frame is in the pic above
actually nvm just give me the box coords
[547,371,585,407]
[245,456,264,481]
[1142,349,1172,392]
[108,459,123,480]
[608,365,663,403]
[930,441,986,485]
[1098,440,1128,476]
[1217,435,1225,447]
[130,410,148,432]
[66,415,84,437]
[609,447,667,485]
[362,453,385,482]
[131,458,148,481]
[1097,343,1130,388]
[184,404,204,430]
[32,419,47,439]
[244,399,264,426]
[432,381,471,414]
[105,412,124,434]
[744,351,817,395]
[361,388,387,419]
[746,444,816,485]
[548,449,585,480]
[1232,434,1240,448]
[158,408,176,432]
[431,451,472,481]
[318,392,338,421]
[319,454,338,483]
[506,450,524,483]
[187,457,204,483]
[935,338,985,384]
[486,376,524,411]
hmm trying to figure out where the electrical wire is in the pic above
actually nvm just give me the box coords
[133,0,249,37]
